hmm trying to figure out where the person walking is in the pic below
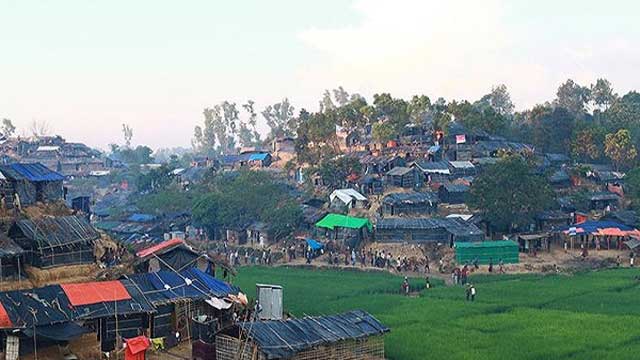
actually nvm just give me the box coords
[465,283,471,301]
[470,284,476,301]
[630,252,635,267]
[488,258,493,273]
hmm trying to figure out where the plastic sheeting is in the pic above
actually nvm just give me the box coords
[237,310,389,359]
[62,281,131,306]
[22,321,90,341]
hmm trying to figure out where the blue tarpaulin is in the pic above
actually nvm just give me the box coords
[306,239,324,251]
[128,213,156,223]
[126,269,237,305]
[556,220,634,233]
[22,321,91,341]
[248,153,269,161]
[0,163,64,182]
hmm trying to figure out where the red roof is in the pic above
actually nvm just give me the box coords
[136,238,185,258]
[0,302,12,328]
[62,280,131,306]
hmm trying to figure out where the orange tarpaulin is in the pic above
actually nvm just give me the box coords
[0,302,13,328]
[594,228,627,237]
[61,281,131,306]
[136,238,184,258]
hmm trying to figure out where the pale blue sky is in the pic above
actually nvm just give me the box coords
[1,0,639,149]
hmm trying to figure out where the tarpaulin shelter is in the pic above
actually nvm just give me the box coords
[376,217,484,244]
[125,269,238,344]
[216,310,389,360]
[0,162,64,207]
[22,321,90,341]
[315,214,373,247]
[134,238,215,273]
[381,191,439,216]
[455,240,519,265]
[9,215,99,268]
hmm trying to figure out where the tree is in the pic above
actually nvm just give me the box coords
[238,100,262,147]
[372,122,396,143]
[332,86,350,106]
[468,156,554,232]
[262,98,295,138]
[408,95,431,126]
[477,84,514,116]
[590,78,617,111]
[29,120,51,138]
[316,156,362,189]
[262,200,303,241]
[122,123,133,147]
[1,119,16,138]
[336,97,368,130]
[555,79,591,116]
[624,167,640,209]
[530,106,575,153]
[295,110,338,164]
[603,91,640,143]
[319,90,336,113]
[372,93,409,133]
[604,129,637,170]
[571,126,604,161]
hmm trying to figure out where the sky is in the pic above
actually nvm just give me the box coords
[1,0,640,150]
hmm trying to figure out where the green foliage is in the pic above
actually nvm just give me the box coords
[235,267,640,360]
[262,98,296,139]
[192,170,302,239]
[295,109,339,164]
[373,93,409,133]
[604,91,640,143]
[315,156,362,189]
[109,144,154,165]
[136,185,198,215]
[625,167,640,209]
[555,79,591,117]
[468,155,554,232]
[571,125,605,161]
[371,122,396,143]
[136,164,173,192]
[604,129,637,170]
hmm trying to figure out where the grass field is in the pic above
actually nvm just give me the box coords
[234,266,640,360]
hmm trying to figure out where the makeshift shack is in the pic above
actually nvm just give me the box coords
[329,188,368,210]
[126,268,240,348]
[438,183,469,204]
[134,238,215,273]
[0,163,64,208]
[315,214,372,247]
[588,192,619,210]
[454,240,519,265]
[518,233,551,253]
[8,216,98,268]
[216,310,388,360]
[381,192,439,216]
[376,217,484,244]
[385,167,422,188]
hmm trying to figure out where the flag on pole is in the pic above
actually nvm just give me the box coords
[455,134,466,144]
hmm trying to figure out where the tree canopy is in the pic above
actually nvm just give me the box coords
[468,156,554,232]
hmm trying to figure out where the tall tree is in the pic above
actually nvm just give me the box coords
[590,78,617,111]
[332,86,350,106]
[1,119,16,138]
[468,156,554,232]
[477,84,514,116]
[555,79,591,116]
[571,126,604,161]
[122,123,133,147]
[603,91,640,142]
[262,98,295,138]
[408,95,431,126]
[604,129,637,170]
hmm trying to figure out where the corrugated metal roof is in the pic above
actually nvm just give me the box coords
[386,166,415,176]
[0,163,64,182]
[330,188,367,204]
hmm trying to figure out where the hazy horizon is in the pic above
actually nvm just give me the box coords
[2,0,639,151]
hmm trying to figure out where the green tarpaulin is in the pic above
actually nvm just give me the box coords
[454,240,519,265]
[315,214,373,231]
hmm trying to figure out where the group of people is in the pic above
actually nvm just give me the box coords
[99,244,127,268]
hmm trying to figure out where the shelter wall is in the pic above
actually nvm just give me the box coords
[376,228,449,243]
[216,334,385,360]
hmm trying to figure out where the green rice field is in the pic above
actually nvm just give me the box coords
[234,266,640,360]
